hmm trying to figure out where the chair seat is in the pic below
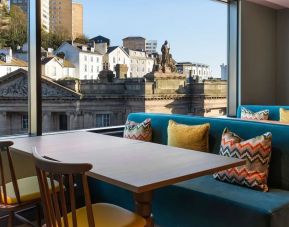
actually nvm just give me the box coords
[64,203,146,227]
[1,176,58,205]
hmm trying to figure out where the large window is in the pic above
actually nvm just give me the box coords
[37,0,228,133]
[1,0,229,136]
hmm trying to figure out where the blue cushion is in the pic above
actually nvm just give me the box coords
[237,105,289,121]
[89,176,289,227]
[127,113,289,190]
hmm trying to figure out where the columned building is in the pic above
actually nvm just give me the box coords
[0,68,227,136]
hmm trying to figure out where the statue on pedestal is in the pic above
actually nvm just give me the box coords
[160,40,176,73]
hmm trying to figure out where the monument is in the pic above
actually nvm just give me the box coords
[145,40,186,94]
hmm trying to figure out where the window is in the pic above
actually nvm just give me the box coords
[23,0,230,135]
[95,114,110,128]
[22,114,28,130]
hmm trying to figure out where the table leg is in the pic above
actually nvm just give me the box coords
[134,191,154,227]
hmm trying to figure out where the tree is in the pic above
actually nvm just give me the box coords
[41,30,70,50]
[4,5,27,50]
[74,35,89,44]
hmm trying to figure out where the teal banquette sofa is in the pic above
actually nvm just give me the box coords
[237,105,289,121]
[89,113,289,227]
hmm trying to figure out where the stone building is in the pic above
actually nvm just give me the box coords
[0,68,227,136]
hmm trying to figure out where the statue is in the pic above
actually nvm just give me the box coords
[161,40,170,72]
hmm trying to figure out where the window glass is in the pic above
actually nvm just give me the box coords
[39,0,228,133]
[0,0,29,136]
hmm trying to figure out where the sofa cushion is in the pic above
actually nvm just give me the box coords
[167,120,210,152]
[214,128,272,191]
[241,107,269,120]
[237,105,289,121]
[123,118,152,142]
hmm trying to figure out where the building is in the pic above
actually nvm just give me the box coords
[145,40,157,54]
[220,63,228,80]
[41,56,76,80]
[49,0,72,36]
[176,62,212,80]
[103,46,130,77]
[10,0,50,32]
[89,35,110,47]
[54,42,103,80]
[0,48,28,77]
[125,49,154,78]
[123,37,146,51]
[72,2,83,39]
[0,64,227,135]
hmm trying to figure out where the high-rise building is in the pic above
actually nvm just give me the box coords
[220,63,228,81]
[42,0,50,32]
[10,0,50,32]
[123,37,146,51]
[49,0,72,37]
[145,40,157,54]
[72,2,83,39]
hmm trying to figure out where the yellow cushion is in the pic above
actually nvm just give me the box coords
[167,120,210,152]
[280,108,289,123]
[63,203,146,227]
[1,176,58,204]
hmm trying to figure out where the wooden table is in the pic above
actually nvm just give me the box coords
[10,131,245,227]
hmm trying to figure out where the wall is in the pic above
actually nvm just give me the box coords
[240,1,277,105]
[276,9,289,104]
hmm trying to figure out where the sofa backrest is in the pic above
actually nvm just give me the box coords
[237,105,289,121]
[128,112,289,190]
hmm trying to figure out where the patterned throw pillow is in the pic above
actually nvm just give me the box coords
[123,118,152,142]
[241,107,269,120]
[213,128,272,191]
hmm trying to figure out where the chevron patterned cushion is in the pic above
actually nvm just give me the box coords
[213,128,272,191]
[241,107,269,120]
[123,118,152,142]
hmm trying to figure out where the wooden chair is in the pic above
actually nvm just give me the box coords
[0,141,41,227]
[32,148,146,227]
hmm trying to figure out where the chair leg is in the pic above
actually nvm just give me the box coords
[7,212,14,227]
[36,204,42,227]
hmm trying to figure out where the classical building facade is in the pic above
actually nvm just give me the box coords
[54,42,103,80]
[0,67,227,136]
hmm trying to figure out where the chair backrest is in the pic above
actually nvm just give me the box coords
[32,148,94,227]
[0,141,21,205]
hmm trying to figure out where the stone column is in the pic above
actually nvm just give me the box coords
[42,112,52,133]
[0,112,7,135]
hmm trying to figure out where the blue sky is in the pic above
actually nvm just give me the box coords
[77,0,227,77]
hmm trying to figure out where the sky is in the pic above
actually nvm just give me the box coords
[77,0,227,77]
